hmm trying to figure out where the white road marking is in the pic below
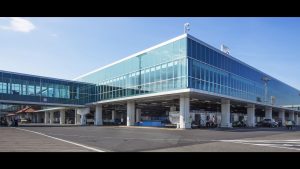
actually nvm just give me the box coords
[219,139,300,151]
[14,127,105,152]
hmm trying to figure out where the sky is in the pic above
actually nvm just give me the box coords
[0,17,300,89]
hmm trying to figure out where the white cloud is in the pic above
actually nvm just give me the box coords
[0,17,36,33]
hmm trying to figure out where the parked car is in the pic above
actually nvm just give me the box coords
[232,120,247,127]
[191,121,200,129]
[256,119,278,128]
[285,120,296,127]
[0,119,8,126]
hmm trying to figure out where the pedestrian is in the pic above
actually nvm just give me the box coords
[286,120,293,130]
[289,120,293,130]
[14,117,18,127]
[211,115,216,127]
[206,115,210,127]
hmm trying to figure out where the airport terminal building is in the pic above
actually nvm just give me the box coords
[1,33,300,128]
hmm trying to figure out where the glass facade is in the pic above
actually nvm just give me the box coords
[3,34,297,107]
[77,37,188,101]
[77,34,300,107]
[187,35,300,106]
[0,71,95,105]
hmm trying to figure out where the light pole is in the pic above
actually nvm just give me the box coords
[184,23,190,34]
[261,76,271,104]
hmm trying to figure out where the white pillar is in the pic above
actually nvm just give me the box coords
[75,109,82,125]
[50,111,54,124]
[289,111,295,121]
[179,96,191,129]
[136,109,141,122]
[265,107,272,119]
[221,99,231,128]
[112,110,116,122]
[279,110,285,126]
[44,112,49,124]
[95,104,103,126]
[127,101,135,126]
[60,110,65,125]
[294,113,298,125]
[74,109,77,124]
[80,114,86,125]
[76,114,80,124]
[247,104,255,127]
[78,107,89,125]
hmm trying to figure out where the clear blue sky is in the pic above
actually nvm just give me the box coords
[0,17,299,89]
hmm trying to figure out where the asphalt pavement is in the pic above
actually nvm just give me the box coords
[1,126,299,152]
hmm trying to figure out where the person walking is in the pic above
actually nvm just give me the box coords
[14,117,18,127]
[286,120,293,130]
[211,115,216,127]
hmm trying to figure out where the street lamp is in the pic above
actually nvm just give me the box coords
[261,76,271,104]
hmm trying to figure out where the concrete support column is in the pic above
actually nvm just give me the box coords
[75,109,83,125]
[80,114,86,125]
[75,109,79,124]
[279,110,285,126]
[136,109,141,122]
[95,104,103,126]
[112,110,116,122]
[247,104,255,127]
[44,112,49,124]
[221,99,231,128]
[289,111,295,121]
[78,107,89,125]
[265,107,272,119]
[294,113,298,125]
[179,96,191,129]
[50,111,54,124]
[60,110,65,125]
[76,114,80,124]
[127,101,135,126]
[74,109,77,124]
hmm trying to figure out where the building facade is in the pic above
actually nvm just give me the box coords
[71,33,300,128]
[1,33,300,128]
